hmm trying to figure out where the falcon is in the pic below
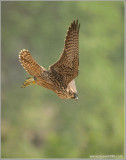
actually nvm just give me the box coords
[19,20,80,100]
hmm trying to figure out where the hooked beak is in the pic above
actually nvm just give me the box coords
[74,93,78,100]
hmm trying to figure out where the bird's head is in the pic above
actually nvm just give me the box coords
[65,80,78,100]
[68,90,78,100]
[73,93,78,100]
[66,80,78,100]
[56,89,78,100]
[56,80,78,100]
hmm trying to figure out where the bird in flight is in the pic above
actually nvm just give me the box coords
[19,20,80,100]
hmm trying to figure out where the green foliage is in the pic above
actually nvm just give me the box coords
[1,1,124,158]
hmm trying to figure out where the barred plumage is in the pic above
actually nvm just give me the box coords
[19,20,80,99]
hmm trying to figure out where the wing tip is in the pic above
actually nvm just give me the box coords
[70,19,80,33]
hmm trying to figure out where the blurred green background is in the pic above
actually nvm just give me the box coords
[1,1,124,158]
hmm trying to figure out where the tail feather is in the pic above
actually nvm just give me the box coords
[19,49,46,77]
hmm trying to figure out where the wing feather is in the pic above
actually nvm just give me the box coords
[49,20,80,86]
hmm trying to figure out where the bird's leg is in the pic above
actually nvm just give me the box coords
[21,77,36,88]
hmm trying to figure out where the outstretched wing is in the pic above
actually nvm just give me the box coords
[19,49,46,77]
[49,20,80,86]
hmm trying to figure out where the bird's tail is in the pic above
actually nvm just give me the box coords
[21,77,36,88]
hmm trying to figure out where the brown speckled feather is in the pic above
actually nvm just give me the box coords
[49,20,80,86]
[19,49,46,77]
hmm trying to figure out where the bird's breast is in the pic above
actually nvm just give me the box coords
[35,76,53,90]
